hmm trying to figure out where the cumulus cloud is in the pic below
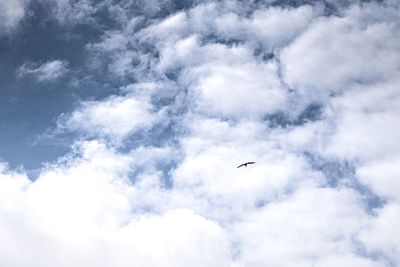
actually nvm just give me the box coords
[18,60,69,83]
[235,187,378,267]
[323,79,400,161]
[2,0,400,266]
[213,5,316,51]
[359,203,400,266]
[357,156,400,201]
[0,142,232,267]
[163,39,287,119]
[281,4,400,95]
[58,93,163,144]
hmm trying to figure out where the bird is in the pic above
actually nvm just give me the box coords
[237,162,256,168]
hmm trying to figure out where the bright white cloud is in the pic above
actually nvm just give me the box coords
[234,187,380,267]
[357,156,400,201]
[18,60,69,82]
[0,142,232,267]
[323,83,400,161]
[140,3,315,58]
[59,94,162,143]
[214,5,316,51]
[359,203,400,266]
[3,0,400,266]
[192,60,285,119]
[158,39,287,119]
[281,5,400,95]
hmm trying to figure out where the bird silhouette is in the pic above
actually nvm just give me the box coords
[237,162,256,168]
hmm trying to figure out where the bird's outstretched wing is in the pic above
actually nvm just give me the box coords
[237,162,256,168]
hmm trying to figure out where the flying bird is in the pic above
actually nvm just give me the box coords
[237,162,256,168]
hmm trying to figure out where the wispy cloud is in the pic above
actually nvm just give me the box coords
[17,60,69,83]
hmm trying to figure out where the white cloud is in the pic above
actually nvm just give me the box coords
[18,60,69,82]
[357,156,400,201]
[141,11,189,44]
[59,93,162,143]
[191,59,286,119]
[0,0,29,34]
[234,187,380,267]
[0,142,232,267]
[4,1,400,266]
[214,5,316,51]
[152,37,287,119]
[48,1,400,266]
[359,203,400,266]
[140,3,315,56]
[280,4,400,95]
[323,79,400,161]
[90,31,130,52]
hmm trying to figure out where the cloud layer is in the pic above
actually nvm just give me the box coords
[1,0,400,266]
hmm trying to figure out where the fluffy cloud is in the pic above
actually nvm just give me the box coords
[58,93,163,143]
[17,60,69,82]
[2,0,400,266]
[359,203,400,266]
[235,188,379,267]
[171,40,286,119]
[357,156,400,201]
[0,143,232,267]
[212,5,316,51]
[138,3,315,59]
[323,79,400,161]
[280,4,400,95]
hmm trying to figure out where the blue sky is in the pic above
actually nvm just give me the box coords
[1,0,400,266]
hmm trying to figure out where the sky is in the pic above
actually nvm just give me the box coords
[0,0,400,266]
